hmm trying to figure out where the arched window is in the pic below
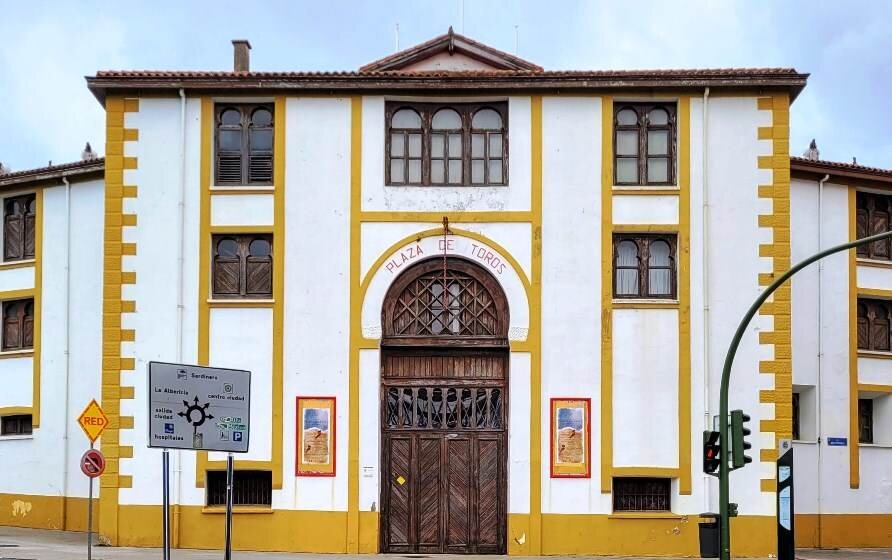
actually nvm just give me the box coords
[389,108,423,184]
[857,302,869,349]
[614,103,675,185]
[2,298,33,351]
[613,234,677,299]
[3,194,36,262]
[215,104,274,185]
[471,108,506,185]
[615,240,639,296]
[431,109,463,185]
[859,298,892,352]
[385,101,509,186]
[856,191,892,260]
[212,234,273,298]
[383,257,509,341]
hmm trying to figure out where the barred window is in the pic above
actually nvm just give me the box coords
[212,235,272,298]
[857,298,891,352]
[4,194,36,262]
[206,470,271,507]
[215,104,274,185]
[613,234,677,299]
[1,414,32,436]
[856,191,892,260]
[614,103,676,186]
[613,477,671,512]
[2,299,33,351]
[385,102,508,186]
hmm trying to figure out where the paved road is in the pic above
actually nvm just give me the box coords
[0,526,889,560]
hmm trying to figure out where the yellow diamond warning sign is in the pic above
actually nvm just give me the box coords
[77,399,109,444]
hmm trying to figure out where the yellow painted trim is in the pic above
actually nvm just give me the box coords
[600,95,614,493]
[0,288,34,300]
[857,287,892,299]
[677,96,692,495]
[359,210,533,223]
[0,350,33,360]
[858,350,892,360]
[848,186,860,488]
[207,299,275,309]
[196,96,286,490]
[755,94,792,499]
[208,225,275,234]
[98,95,140,545]
[529,94,543,554]
[209,187,276,195]
[607,512,685,520]
[0,406,33,415]
[611,223,679,233]
[201,506,274,515]
[611,466,680,478]
[346,95,362,553]
[612,301,679,310]
[858,383,892,393]
[611,188,680,196]
[0,259,35,270]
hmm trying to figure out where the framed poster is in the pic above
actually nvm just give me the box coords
[550,398,591,478]
[296,397,336,476]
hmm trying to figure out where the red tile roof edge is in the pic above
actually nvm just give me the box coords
[791,156,892,181]
[0,158,105,187]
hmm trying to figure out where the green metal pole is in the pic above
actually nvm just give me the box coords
[718,229,892,560]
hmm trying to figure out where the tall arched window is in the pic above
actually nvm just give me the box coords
[2,298,33,351]
[215,104,274,185]
[856,191,892,260]
[858,298,892,352]
[614,103,676,186]
[613,234,677,299]
[431,109,463,185]
[471,108,506,185]
[389,108,423,184]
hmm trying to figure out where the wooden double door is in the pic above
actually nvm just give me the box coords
[380,351,508,554]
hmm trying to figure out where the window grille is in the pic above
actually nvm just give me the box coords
[206,470,272,507]
[613,477,671,512]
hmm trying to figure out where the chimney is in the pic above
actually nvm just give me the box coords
[232,39,251,72]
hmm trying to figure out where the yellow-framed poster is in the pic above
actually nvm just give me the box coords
[296,397,336,476]
[550,398,591,478]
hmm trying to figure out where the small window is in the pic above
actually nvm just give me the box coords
[215,104,274,185]
[856,192,892,260]
[614,103,676,186]
[206,470,272,506]
[613,477,671,512]
[2,298,34,351]
[857,298,892,352]
[792,392,800,441]
[4,194,36,262]
[385,102,508,186]
[858,399,873,444]
[212,235,272,299]
[1,414,32,436]
[613,234,677,299]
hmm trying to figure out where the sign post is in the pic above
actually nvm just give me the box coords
[77,400,109,560]
[148,362,251,559]
[777,439,794,560]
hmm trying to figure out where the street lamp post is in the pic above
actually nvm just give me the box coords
[717,228,892,560]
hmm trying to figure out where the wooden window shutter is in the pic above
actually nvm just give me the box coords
[4,199,24,261]
[857,304,869,349]
[216,106,245,185]
[22,302,33,348]
[1,300,29,351]
[24,198,36,259]
[245,237,272,296]
[213,237,241,297]
[212,235,272,298]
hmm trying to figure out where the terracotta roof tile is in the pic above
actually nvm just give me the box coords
[0,158,104,188]
[791,156,892,182]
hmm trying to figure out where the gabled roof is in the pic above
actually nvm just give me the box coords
[359,27,543,73]
[791,156,892,184]
[0,158,104,190]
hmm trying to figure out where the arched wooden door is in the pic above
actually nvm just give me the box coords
[380,257,509,555]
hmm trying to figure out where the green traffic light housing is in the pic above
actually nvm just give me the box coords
[730,409,752,470]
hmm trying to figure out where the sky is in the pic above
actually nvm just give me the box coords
[0,0,890,171]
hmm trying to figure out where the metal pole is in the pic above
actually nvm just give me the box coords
[224,453,234,560]
[163,449,171,560]
[717,228,892,559]
[87,448,93,560]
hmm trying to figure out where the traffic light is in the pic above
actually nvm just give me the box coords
[703,430,721,475]
[730,409,752,469]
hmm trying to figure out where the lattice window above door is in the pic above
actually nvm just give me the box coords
[383,258,509,343]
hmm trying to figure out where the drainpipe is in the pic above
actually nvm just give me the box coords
[61,176,72,528]
[816,173,829,546]
[173,87,187,547]
[701,87,711,511]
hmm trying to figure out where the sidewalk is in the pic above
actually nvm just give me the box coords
[0,526,889,560]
